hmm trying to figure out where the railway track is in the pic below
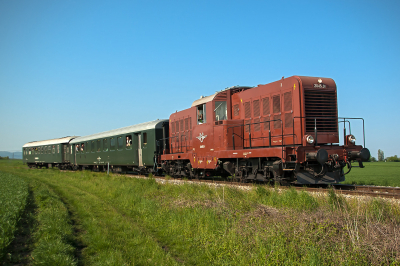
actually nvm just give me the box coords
[125,173,400,200]
[44,168,400,200]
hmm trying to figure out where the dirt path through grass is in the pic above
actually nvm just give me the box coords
[33,173,181,266]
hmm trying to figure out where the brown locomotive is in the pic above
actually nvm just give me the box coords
[159,76,370,184]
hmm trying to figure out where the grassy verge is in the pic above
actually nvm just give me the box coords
[0,160,399,265]
[29,180,77,266]
[0,172,29,260]
[344,162,400,186]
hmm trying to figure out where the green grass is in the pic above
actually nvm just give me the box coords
[0,172,29,260]
[343,162,400,186]
[0,160,399,265]
[29,180,77,266]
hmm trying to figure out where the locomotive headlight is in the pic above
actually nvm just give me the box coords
[306,135,314,144]
[348,135,356,144]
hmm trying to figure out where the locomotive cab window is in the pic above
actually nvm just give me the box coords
[214,101,227,121]
[197,104,206,124]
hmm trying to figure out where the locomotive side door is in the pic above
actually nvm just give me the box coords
[138,133,143,167]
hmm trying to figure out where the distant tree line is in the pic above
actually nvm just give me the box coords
[0,156,9,160]
[368,150,399,162]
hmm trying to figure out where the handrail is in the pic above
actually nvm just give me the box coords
[293,116,366,148]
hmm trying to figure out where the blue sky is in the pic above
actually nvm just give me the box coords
[0,0,399,158]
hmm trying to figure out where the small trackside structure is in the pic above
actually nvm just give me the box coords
[160,76,370,184]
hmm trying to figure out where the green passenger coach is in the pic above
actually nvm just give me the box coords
[69,119,168,173]
[22,136,78,168]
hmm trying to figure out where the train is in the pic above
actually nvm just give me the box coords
[22,76,370,184]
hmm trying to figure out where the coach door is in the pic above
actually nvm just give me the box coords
[138,133,143,167]
[63,144,67,162]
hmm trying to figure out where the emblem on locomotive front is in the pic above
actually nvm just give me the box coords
[196,132,207,142]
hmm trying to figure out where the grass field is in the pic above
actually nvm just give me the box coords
[0,160,399,265]
[0,172,28,260]
[344,162,400,187]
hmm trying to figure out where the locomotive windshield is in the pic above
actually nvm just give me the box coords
[214,101,227,121]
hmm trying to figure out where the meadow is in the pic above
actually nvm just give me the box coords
[0,159,399,265]
[343,162,400,187]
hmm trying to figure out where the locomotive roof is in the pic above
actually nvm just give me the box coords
[23,136,78,148]
[70,119,168,143]
[191,86,253,107]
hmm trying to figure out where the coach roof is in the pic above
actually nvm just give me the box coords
[70,119,168,143]
[23,136,78,148]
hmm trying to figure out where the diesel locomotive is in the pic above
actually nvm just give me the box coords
[22,76,370,184]
[160,76,370,184]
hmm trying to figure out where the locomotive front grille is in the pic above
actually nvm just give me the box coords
[304,89,338,133]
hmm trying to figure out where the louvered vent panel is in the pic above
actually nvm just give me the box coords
[273,95,280,113]
[244,102,251,118]
[185,118,188,130]
[233,104,239,117]
[253,100,260,117]
[285,113,293,128]
[262,117,270,130]
[245,119,251,132]
[189,117,192,129]
[180,120,184,132]
[304,89,338,132]
[254,118,260,132]
[175,121,179,132]
[171,121,175,133]
[273,115,281,129]
[262,97,270,115]
[284,92,292,111]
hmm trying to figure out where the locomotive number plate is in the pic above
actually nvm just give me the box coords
[313,83,327,88]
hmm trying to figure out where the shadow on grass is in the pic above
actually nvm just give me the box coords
[1,188,36,266]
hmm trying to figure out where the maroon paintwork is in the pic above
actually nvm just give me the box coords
[161,76,367,184]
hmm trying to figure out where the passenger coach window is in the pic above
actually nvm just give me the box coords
[103,139,108,152]
[91,141,95,152]
[197,104,206,124]
[117,136,123,150]
[52,145,55,154]
[143,133,147,145]
[110,138,115,150]
[214,101,227,121]
[97,140,101,152]
[126,135,132,149]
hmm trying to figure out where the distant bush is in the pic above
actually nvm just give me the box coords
[386,155,400,162]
